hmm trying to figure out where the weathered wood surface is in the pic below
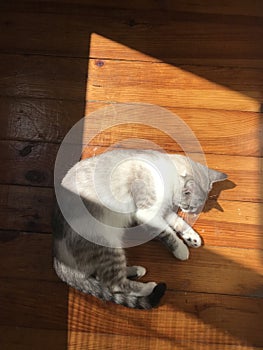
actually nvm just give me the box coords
[0,0,262,349]
[0,184,262,249]
[0,232,262,297]
[0,276,262,347]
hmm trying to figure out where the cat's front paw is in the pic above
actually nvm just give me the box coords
[180,228,202,248]
[173,240,189,260]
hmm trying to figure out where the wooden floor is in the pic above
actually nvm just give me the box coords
[0,1,263,349]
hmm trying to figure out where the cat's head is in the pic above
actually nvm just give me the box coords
[179,169,227,214]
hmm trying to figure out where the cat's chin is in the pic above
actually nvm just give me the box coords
[180,208,198,215]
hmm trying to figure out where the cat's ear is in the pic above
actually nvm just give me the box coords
[208,169,227,185]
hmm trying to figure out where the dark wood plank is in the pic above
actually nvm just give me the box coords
[0,232,56,282]
[0,0,263,18]
[0,277,262,346]
[0,185,53,232]
[0,54,87,101]
[0,7,262,59]
[0,96,84,143]
[0,181,262,248]
[0,279,68,330]
[0,326,67,350]
[1,96,261,157]
[1,55,261,112]
[0,140,58,187]
[0,139,261,204]
[1,232,262,296]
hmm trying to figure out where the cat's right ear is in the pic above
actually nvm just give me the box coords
[209,169,227,183]
[208,169,227,189]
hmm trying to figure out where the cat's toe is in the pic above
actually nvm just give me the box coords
[181,230,202,248]
[173,242,189,260]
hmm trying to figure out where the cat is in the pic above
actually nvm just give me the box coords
[53,149,227,309]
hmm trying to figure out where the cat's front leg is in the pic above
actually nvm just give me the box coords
[166,212,202,248]
[135,208,189,260]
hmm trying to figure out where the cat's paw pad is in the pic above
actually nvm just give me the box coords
[181,229,202,248]
[173,241,189,261]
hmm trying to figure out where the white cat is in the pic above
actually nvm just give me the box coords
[53,149,227,309]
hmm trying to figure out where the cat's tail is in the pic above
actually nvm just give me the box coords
[53,257,166,309]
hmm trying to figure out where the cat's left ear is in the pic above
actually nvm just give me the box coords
[208,169,227,188]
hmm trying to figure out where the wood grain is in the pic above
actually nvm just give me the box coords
[0,277,262,346]
[68,288,263,347]
[69,333,263,350]
[0,0,263,18]
[87,59,262,112]
[0,54,87,101]
[0,8,262,59]
[0,184,262,248]
[1,54,261,113]
[1,140,262,201]
[0,140,58,186]
[0,185,53,232]
[0,326,67,350]
[1,232,262,297]
[83,104,262,156]
[0,96,85,143]
[1,328,261,350]
[1,96,261,157]
[0,2,262,349]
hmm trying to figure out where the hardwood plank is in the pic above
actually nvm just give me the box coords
[0,326,67,350]
[1,54,261,112]
[126,242,263,297]
[0,54,87,101]
[0,232,56,282]
[0,183,262,248]
[0,0,263,18]
[82,148,262,204]
[0,9,262,60]
[1,232,262,296]
[0,279,68,330]
[0,96,85,143]
[1,139,261,202]
[1,96,261,157]
[90,31,263,63]
[0,327,261,350]
[69,332,262,350]
[0,185,53,232]
[87,60,262,112]
[84,103,262,156]
[0,140,58,187]
[68,288,263,347]
[0,277,262,346]
[4,328,258,350]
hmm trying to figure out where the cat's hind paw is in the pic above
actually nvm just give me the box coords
[127,266,147,279]
[180,229,202,248]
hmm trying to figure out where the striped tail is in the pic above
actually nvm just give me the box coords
[54,257,166,309]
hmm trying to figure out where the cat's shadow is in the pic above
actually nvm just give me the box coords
[203,179,236,213]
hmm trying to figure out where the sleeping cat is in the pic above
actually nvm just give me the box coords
[53,149,227,309]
